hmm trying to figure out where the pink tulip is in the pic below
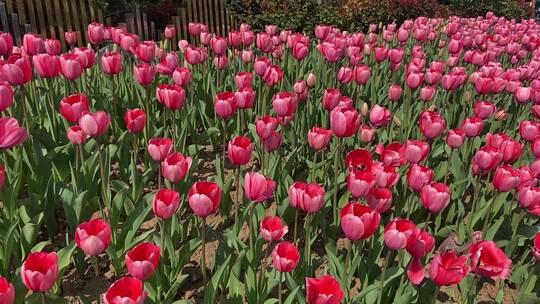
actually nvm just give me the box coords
[67,125,87,145]
[32,54,60,78]
[156,84,186,110]
[228,136,252,166]
[403,140,430,164]
[407,257,425,285]
[461,117,484,137]
[22,33,44,55]
[87,22,106,44]
[0,32,13,57]
[147,138,173,162]
[0,82,13,111]
[272,92,297,117]
[446,129,465,149]
[388,84,403,102]
[492,165,521,192]
[1,54,32,85]
[164,25,176,39]
[260,216,288,242]
[21,252,58,292]
[134,63,155,86]
[78,111,110,137]
[44,39,60,55]
[262,64,283,87]
[255,116,278,139]
[288,182,325,213]
[244,172,275,202]
[172,67,192,87]
[235,72,253,89]
[234,87,256,109]
[272,241,300,273]
[59,53,83,80]
[72,47,95,69]
[101,52,122,75]
[214,92,237,119]
[420,182,451,213]
[133,41,156,63]
[322,88,341,111]
[60,93,90,123]
[125,242,160,281]
[369,104,391,128]
[0,276,14,304]
[474,101,496,119]
[125,108,146,133]
[161,152,192,184]
[419,111,446,139]
[75,219,111,256]
[519,120,540,142]
[0,117,27,149]
[384,218,418,250]
[330,106,360,138]
[407,164,434,192]
[307,127,333,151]
[366,188,393,213]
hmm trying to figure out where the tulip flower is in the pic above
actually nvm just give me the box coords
[78,111,111,138]
[1,54,32,86]
[492,165,520,192]
[0,117,27,149]
[260,216,288,242]
[388,84,403,102]
[407,257,425,285]
[156,84,186,110]
[172,67,192,87]
[125,242,161,281]
[446,129,465,149]
[369,104,392,128]
[133,41,156,62]
[104,276,147,304]
[244,172,275,202]
[161,152,192,184]
[60,94,90,123]
[75,218,111,256]
[164,25,176,39]
[469,240,512,280]
[288,182,325,213]
[214,92,237,119]
[21,251,58,292]
[429,250,470,286]
[32,54,60,78]
[419,111,446,139]
[517,186,540,215]
[322,89,341,111]
[272,92,297,117]
[22,33,44,55]
[532,232,540,261]
[188,181,222,218]
[262,64,283,86]
[420,182,451,213]
[255,116,278,139]
[0,32,13,56]
[384,218,418,250]
[272,241,300,273]
[406,229,434,258]
[101,51,122,75]
[0,276,14,304]
[461,117,484,137]
[366,187,393,213]
[330,106,360,138]
[67,125,87,145]
[340,202,380,240]
[153,188,180,219]
[134,63,155,86]
[306,275,344,304]
[125,108,146,133]
[60,53,84,81]
[403,140,430,164]
[228,136,252,166]
[147,138,173,162]
[0,82,13,112]
[263,131,282,152]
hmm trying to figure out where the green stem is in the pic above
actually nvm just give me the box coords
[249,204,256,254]
[376,250,392,304]
[333,138,343,224]
[41,292,46,304]
[517,263,536,302]
[201,217,207,286]
[293,210,298,245]
[92,256,100,278]
[345,239,352,294]
[97,144,107,220]
[235,166,241,223]
[305,213,312,276]
[278,271,283,304]
[431,285,440,304]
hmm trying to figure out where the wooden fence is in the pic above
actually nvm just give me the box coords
[0,0,238,50]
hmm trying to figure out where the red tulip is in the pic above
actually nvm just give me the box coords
[134,63,155,86]
[44,39,60,55]
[228,136,252,165]
[234,87,256,109]
[407,164,433,191]
[469,240,512,280]
[406,229,434,258]
[60,94,90,123]
[346,148,373,171]
[172,67,192,87]
[498,138,523,163]
[492,165,520,192]
[153,188,180,219]
[384,218,418,250]
[306,275,344,304]
[78,111,110,138]
[260,216,288,242]
[330,106,360,138]
[22,33,44,55]
[101,52,122,75]
[0,117,27,149]
[419,111,446,139]
[340,202,380,240]
[420,182,451,213]
[272,241,300,272]
[67,125,87,145]
[235,72,253,89]
[21,252,58,292]
[156,84,186,110]
[347,168,375,198]
[288,182,325,213]
[262,64,283,87]
[532,232,540,261]
[32,54,60,78]
[1,54,32,85]
[255,116,278,139]
[0,276,14,304]
[104,276,147,304]
[0,82,13,111]
[375,142,405,167]
[244,172,275,202]
[133,41,156,63]
[125,108,146,133]
[75,219,111,256]
[125,242,160,281]
[446,128,465,149]
[429,250,470,286]
[407,257,425,285]
[161,152,192,184]
[0,32,13,57]
[322,88,341,111]
[60,53,84,80]
[214,92,237,119]
[188,181,222,218]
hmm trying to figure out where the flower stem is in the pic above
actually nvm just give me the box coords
[201,217,207,286]
[293,210,298,245]
[92,256,100,278]
[376,250,392,304]
[278,271,283,303]
[333,138,343,224]
[249,204,256,254]
[305,213,312,276]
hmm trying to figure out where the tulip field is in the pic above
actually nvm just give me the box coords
[1,9,540,304]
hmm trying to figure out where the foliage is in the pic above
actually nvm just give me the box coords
[448,0,530,20]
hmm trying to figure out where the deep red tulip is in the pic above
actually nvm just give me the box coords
[153,188,180,219]
[75,219,111,256]
[67,125,87,145]
[125,242,160,281]
[156,84,186,110]
[260,216,288,242]
[125,108,146,133]
[188,181,222,218]
[469,240,512,280]
[288,182,325,213]
[419,111,446,139]
[0,276,14,304]
[245,172,275,202]
[161,152,192,184]
[32,54,60,78]
[272,241,300,273]
[79,111,110,138]
[340,202,380,240]
[492,165,520,192]
[0,82,13,111]
[306,275,344,304]
[134,63,155,86]
[0,117,27,149]
[384,218,418,250]
[429,250,470,286]
[228,136,252,165]
[407,164,434,192]
[172,67,192,87]
[214,92,237,119]
[104,277,147,304]
[21,252,58,292]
